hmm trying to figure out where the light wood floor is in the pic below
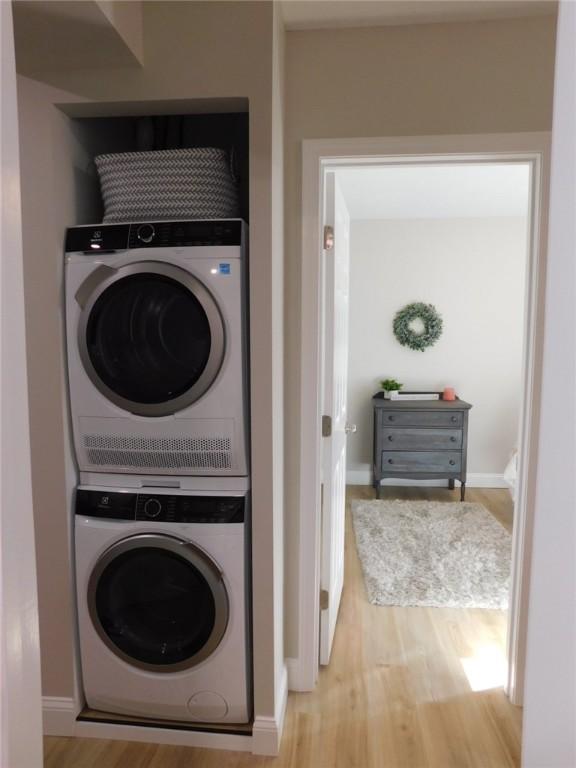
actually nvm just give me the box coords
[45,486,520,768]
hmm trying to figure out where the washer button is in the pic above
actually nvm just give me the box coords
[144,498,162,518]
[137,223,155,244]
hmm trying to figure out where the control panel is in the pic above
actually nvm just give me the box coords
[65,220,243,252]
[75,489,245,523]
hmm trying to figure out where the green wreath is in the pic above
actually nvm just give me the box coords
[393,302,443,352]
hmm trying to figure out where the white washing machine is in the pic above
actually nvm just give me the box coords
[75,483,251,723]
[65,219,249,477]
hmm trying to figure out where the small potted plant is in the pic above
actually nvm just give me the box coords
[380,378,403,399]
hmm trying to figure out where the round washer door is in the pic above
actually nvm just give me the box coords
[77,262,225,417]
[88,534,229,672]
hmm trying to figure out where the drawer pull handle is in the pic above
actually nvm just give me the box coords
[388,459,394,464]
[451,416,458,422]
[449,460,456,466]
[450,436,456,442]
[388,416,395,422]
[388,436,393,441]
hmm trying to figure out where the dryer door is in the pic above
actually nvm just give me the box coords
[88,534,229,672]
[76,262,225,417]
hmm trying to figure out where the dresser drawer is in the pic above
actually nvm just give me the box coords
[379,410,463,428]
[381,451,462,473]
[382,428,462,450]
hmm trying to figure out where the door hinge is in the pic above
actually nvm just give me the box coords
[323,225,334,250]
[322,415,332,437]
[320,589,329,611]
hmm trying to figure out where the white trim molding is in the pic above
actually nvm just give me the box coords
[43,674,290,757]
[73,720,253,752]
[42,692,287,754]
[346,468,508,489]
[295,132,550,702]
[42,697,78,737]
[42,667,289,755]
[252,663,288,755]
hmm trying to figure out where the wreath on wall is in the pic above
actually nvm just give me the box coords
[393,302,443,352]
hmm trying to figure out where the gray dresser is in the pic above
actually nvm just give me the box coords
[372,393,472,500]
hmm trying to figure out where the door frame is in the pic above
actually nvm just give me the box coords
[296,132,551,702]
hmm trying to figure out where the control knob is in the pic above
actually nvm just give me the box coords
[144,498,162,519]
[137,224,155,244]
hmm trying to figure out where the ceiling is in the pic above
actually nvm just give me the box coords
[336,164,531,220]
[281,0,557,30]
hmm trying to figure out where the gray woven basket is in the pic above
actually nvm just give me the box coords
[94,148,240,223]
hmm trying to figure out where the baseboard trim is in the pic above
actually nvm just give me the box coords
[44,678,290,756]
[465,473,509,489]
[42,696,78,737]
[45,696,252,750]
[73,719,252,751]
[252,663,288,756]
[346,468,508,489]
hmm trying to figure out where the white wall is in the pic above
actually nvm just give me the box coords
[0,3,43,766]
[269,4,287,746]
[17,76,105,701]
[283,15,556,658]
[522,3,576,766]
[346,217,528,485]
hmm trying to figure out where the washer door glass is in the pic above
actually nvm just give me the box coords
[79,264,225,417]
[90,535,229,671]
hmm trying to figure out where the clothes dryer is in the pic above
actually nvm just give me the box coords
[65,220,249,477]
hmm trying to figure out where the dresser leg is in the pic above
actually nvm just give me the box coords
[448,479,455,490]
[460,482,466,502]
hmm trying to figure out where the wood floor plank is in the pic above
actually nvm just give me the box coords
[44,486,520,768]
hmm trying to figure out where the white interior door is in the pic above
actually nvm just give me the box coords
[320,172,352,665]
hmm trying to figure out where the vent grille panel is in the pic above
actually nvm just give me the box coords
[83,434,232,470]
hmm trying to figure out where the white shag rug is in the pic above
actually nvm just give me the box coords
[351,499,511,609]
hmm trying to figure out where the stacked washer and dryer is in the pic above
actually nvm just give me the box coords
[65,218,251,724]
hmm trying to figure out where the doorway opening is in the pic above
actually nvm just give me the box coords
[335,160,530,682]
[296,135,549,724]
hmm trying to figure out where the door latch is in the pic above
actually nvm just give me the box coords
[322,415,332,437]
[323,225,334,250]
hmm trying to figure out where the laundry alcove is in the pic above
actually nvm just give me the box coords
[58,98,249,226]
[60,99,252,735]
[16,2,285,753]
[35,96,261,745]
